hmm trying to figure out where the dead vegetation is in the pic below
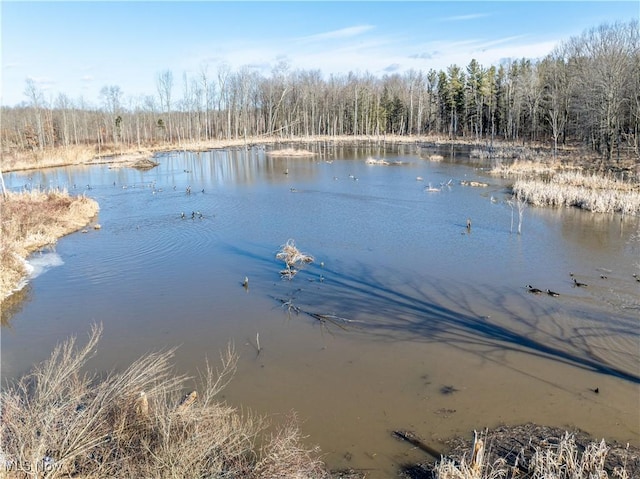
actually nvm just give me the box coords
[365,157,406,166]
[513,171,640,215]
[0,188,99,301]
[276,239,314,279]
[266,148,315,157]
[0,325,329,479]
[490,159,579,178]
[460,180,489,188]
[402,424,638,479]
[487,152,640,215]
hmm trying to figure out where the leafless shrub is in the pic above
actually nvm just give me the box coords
[0,326,328,478]
[276,239,314,279]
[254,412,329,479]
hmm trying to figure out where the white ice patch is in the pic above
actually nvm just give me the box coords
[28,251,64,280]
[10,251,65,297]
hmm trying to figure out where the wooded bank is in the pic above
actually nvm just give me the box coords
[2,20,638,169]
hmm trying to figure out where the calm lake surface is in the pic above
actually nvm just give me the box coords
[3,142,639,477]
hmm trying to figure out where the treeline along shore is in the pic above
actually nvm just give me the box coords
[2,20,638,170]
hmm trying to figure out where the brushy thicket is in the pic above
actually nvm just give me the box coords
[0,325,329,479]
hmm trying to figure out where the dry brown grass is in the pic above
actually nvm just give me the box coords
[513,171,640,215]
[0,325,329,479]
[490,159,579,178]
[432,428,634,479]
[365,157,406,166]
[0,189,99,301]
[471,146,553,163]
[266,147,315,157]
[1,145,98,171]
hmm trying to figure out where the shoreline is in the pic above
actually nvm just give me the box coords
[1,134,603,174]
[2,135,638,303]
[0,190,99,304]
[6,134,639,217]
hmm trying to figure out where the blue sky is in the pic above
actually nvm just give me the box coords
[1,1,638,107]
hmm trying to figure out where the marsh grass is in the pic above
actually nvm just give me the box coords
[266,148,315,157]
[0,325,329,479]
[1,145,98,171]
[432,429,634,479]
[490,159,578,178]
[365,157,406,166]
[471,146,552,162]
[0,189,99,300]
[513,171,640,215]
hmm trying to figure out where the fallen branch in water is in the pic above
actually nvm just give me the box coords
[393,430,443,459]
[274,297,355,331]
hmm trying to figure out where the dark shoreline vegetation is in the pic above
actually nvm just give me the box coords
[1,19,638,479]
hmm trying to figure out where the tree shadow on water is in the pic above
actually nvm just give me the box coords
[296,261,640,385]
[220,243,639,384]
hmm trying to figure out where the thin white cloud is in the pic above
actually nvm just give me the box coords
[441,13,491,22]
[26,75,56,87]
[428,39,559,69]
[3,62,22,70]
[409,52,437,60]
[300,25,375,43]
[473,35,528,52]
[81,75,94,82]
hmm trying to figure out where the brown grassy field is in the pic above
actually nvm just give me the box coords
[0,189,99,302]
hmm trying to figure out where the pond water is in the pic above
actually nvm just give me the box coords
[2,142,639,477]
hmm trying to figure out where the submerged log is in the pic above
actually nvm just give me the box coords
[393,430,443,459]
